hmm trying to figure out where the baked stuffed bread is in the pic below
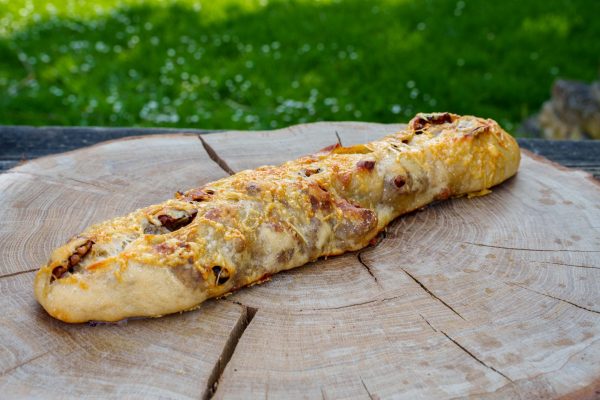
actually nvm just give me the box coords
[35,113,520,323]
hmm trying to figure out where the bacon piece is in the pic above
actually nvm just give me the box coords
[51,240,94,282]
[158,212,197,232]
[177,188,214,202]
[356,160,376,171]
[303,167,321,177]
[393,175,406,188]
[410,112,455,134]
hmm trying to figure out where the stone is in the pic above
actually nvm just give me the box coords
[536,79,600,140]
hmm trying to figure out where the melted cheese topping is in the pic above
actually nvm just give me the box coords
[35,113,520,322]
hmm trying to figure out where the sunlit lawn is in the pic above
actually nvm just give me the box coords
[1,0,599,134]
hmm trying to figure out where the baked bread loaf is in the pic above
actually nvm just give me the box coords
[35,113,520,323]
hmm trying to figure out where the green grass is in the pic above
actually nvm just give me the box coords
[1,0,599,134]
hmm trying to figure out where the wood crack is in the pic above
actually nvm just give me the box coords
[221,298,246,308]
[508,282,600,314]
[543,261,600,271]
[307,298,382,311]
[204,304,257,399]
[360,376,375,400]
[357,251,381,287]
[334,131,343,147]
[401,268,466,321]
[223,294,388,312]
[419,313,438,332]
[0,350,51,377]
[306,291,413,311]
[462,241,600,253]
[198,135,235,175]
[355,229,387,288]
[303,284,470,312]
[0,268,37,279]
[440,331,513,383]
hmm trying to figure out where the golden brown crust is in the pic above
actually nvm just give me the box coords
[34,113,520,323]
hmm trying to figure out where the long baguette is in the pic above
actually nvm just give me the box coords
[34,113,520,323]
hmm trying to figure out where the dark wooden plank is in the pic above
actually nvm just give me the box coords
[1,126,599,178]
[0,125,216,172]
[518,138,600,179]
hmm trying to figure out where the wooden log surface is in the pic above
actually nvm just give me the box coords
[1,122,599,399]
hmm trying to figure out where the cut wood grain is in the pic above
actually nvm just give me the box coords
[0,122,599,399]
[13,134,226,202]
[0,272,247,399]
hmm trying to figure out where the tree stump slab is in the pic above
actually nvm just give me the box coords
[0,123,599,399]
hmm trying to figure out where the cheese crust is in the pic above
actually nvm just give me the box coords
[34,113,520,323]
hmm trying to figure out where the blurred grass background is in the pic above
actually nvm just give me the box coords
[0,0,599,134]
